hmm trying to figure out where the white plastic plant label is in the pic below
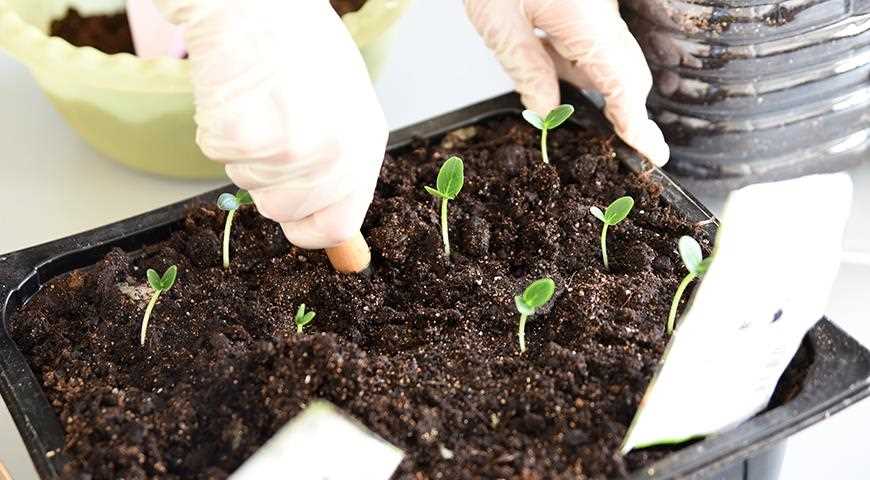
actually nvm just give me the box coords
[230,401,404,480]
[622,173,854,452]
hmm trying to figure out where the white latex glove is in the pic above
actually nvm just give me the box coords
[154,0,388,249]
[466,0,670,166]
[127,0,185,58]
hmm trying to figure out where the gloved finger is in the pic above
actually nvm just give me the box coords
[607,106,670,167]
[529,0,669,165]
[545,42,670,166]
[226,148,383,224]
[153,0,226,26]
[195,84,295,162]
[466,0,559,116]
[278,175,378,250]
[232,169,351,225]
[155,0,265,90]
[128,0,186,58]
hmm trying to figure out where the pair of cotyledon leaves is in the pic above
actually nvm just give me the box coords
[146,266,177,293]
[515,278,556,316]
[424,156,464,200]
[521,105,575,131]
[679,236,712,276]
[590,196,635,226]
[295,303,316,329]
[217,190,254,212]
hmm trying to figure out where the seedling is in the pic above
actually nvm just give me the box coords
[515,278,556,353]
[295,304,316,334]
[590,196,635,271]
[217,189,254,268]
[522,104,575,164]
[140,266,178,346]
[424,156,464,256]
[667,236,712,335]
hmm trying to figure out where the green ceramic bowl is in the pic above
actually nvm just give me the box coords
[0,0,410,178]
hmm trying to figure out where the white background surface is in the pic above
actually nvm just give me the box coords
[1,1,868,479]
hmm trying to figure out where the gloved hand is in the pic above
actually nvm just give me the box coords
[153,0,388,249]
[466,0,670,166]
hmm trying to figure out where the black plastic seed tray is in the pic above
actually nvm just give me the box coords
[623,0,868,43]
[2,89,869,479]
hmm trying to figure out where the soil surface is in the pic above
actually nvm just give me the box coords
[13,115,717,479]
[49,1,368,56]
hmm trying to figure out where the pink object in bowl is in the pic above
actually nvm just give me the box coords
[127,0,186,58]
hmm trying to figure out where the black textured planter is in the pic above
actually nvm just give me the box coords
[1,89,869,479]
[625,0,870,190]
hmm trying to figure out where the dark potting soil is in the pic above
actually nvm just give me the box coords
[49,1,369,56]
[13,115,719,479]
[332,0,370,16]
[49,9,135,55]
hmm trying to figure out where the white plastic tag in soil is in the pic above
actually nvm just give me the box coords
[622,173,854,452]
[230,401,404,480]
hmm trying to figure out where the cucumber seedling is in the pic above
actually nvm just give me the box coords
[140,265,178,346]
[590,196,635,271]
[217,189,254,269]
[424,156,465,256]
[515,278,556,353]
[295,304,316,334]
[667,236,712,335]
[522,104,575,164]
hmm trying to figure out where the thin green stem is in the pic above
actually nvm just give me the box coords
[297,324,303,334]
[541,128,549,164]
[141,290,161,346]
[667,273,697,335]
[223,209,236,269]
[518,314,528,353]
[601,224,610,271]
[441,197,451,256]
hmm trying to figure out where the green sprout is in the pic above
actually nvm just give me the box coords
[667,236,712,335]
[522,104,575,164]
[424,156,465,256]
[294,304,316,334]
[141,265,178,346]
[217,189,254,269]
[590,196,635,271]
[515,278,556,353]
